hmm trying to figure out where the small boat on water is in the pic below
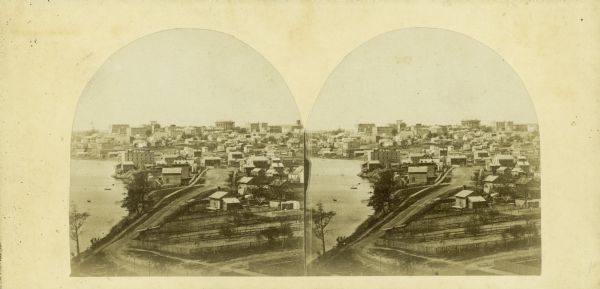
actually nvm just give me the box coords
[333,198,338,202]
[86,200,91,203]
[350,185,357,189]
[104,187,111,190]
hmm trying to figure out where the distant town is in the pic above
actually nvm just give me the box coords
[70,117,541,275]
[307,119,541,275]
[70,120,306,276]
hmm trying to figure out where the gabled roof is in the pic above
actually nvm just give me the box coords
[454,190,475,198]
[238,177,254,184]
[250,156,269,162]
[495,154,514,160]
[204,156,221,160]
[291,166,304,174]
[483,175,499,183]
[209,191,228,199]
[408,166,428,173]
[515,177,533,185]
[270,179,288,187]
[448,155,467,159]
[162,167,182,174]
[467,196,487,202]
[222,197,240,204]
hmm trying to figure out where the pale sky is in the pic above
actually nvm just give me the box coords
[307,28,538,130]
[73,29,301,131]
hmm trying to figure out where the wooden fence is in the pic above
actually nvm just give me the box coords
[377,233,540,256]
[392,221,540,243]
[142,221,303,243]
[131,236,303,257]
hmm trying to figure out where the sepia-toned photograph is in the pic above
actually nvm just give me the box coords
[69,29,306,276]
[2,1,600,288]
[305,28,541,275]
[69,27,541,277]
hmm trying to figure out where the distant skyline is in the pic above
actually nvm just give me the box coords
[307,28,539,130]
[73,29,301,131]
[306,119,537,132]
[73,119,302,133]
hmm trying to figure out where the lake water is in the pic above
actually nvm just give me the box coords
[307,158,373,255]
[70,159,128,254]
[69,158,373,257]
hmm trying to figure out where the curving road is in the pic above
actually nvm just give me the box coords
[327,166,474,274]
[78,168,232,275]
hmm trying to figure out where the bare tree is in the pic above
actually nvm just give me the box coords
[70,205,90,256]
[311,202,336,255]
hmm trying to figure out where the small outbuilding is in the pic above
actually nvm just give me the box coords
[453,190,486,209]
[222,197,242,211]
[208,191,229,210]
[408,166,429,185]
[467,195,487,209]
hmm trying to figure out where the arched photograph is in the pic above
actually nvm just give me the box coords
[305,28,541,275]
[69,29,306,276]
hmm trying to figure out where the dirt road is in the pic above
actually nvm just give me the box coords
[77,168,231,275]
[322,166,478,275]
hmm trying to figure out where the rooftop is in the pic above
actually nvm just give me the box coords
[209,191,228,199]
[455,190,475,198]
[222,197,240,204]
[408,166,428,173]
[162,167,183,174]
[468,196,487,202]
[484,175,500,182]
[237,177,254,184]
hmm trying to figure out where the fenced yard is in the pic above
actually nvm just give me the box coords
[131,236,303,261]
[377,203,541,258]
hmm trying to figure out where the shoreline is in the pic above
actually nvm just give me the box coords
[70,159,129,255]
[307,158,374,256]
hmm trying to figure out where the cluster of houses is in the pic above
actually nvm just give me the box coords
[311,120,538,163]
[72,121,305,193]
[197,152,305,212]
[312,119,541,207]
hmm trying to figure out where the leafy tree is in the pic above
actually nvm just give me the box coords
[121,171,151,215]
[464,216,482,236]
[483,208,500,223]
[259,227,280,246]
[368,170,395,213]
[219,224,234,239]
[311,202,336,255]
[279,221,294,247]
[255,230,265,246]
[70,204,90,256]
[335,236,348,248]
[232,211,245,226]
[506,224,526,239]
